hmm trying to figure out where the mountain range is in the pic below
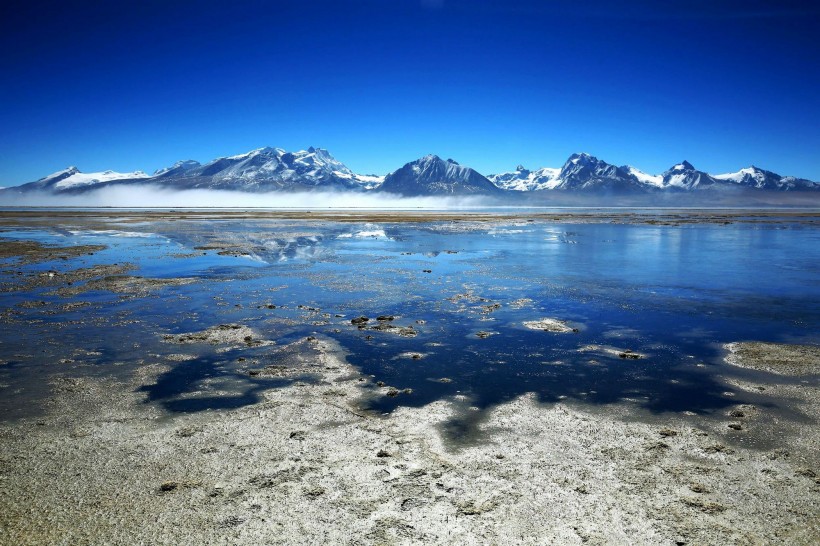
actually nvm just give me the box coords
[7,147,819,197]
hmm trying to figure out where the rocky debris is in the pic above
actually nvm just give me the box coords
[724,342,820,376]
[248,365,290,378]
[16,300,48,308]
[163,324,269,346]
[2,263,135,295]
[481,303,501,314]
[476,331,492,339]
[509,298,533,309]
[456,499,496,516]
[578,344,646,360]
[367,322,417,337]
[703,444,734,454]
[350,316,369,326]
[659,428,678,437]
[523,318,575,333]
[728,423,743,431]
[57,273,195,297]
[0,239,105,264]
[619,350,641,360]
[376,315,395,321]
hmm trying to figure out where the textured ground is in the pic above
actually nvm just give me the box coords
[1,336,817,546]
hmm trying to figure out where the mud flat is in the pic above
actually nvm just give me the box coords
[1,338,818,545]
[725,342,820,376]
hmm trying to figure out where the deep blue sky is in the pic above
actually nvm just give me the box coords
[1,0,819,185]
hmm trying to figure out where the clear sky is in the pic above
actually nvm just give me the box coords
[1,0,819,185]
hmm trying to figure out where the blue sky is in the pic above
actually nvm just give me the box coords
[1,0,819,185]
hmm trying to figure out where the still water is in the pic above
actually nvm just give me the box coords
[1,215,818,421]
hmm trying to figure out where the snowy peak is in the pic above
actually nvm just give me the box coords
[42,166,80,180]
[714,165,817,190]
[671,160,696,171]
[488,165,561,191]
[554,153,645,192]
[380,155,500,196]
[623,166,663,188]
[173,146,368,190]
[661,161,714,190]
[33,167,149,190]
[153,159,201,177]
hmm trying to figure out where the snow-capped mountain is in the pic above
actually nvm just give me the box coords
[489,155,818,193]
[714,166,817,191]
[23,166,150,192]
[658,161,717,190]
[489,153,651,193]
[14,147,384,193]
[551,153,648,192]
[379,155,501,196]
[9,147,818,197]
[488,165,561,191]
[160,147,382,191]
[623,166,663,188]
[153,160,201,178]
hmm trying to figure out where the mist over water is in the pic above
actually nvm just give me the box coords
[0,185,491,209]
[2,183,819,209]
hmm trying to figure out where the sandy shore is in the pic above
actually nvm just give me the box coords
[1,335,818,545]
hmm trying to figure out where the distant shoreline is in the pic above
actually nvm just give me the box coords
[1,207,819,225]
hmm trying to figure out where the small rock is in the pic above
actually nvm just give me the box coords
[703,444,734,454]
[351,316,369,325]
[289,430,306,440]
[160,481,179,492]
[728,423,743,430]
[659,428,678,437]
[376,449,391,458]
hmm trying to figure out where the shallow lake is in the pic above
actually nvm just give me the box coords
[2,213,819,425]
